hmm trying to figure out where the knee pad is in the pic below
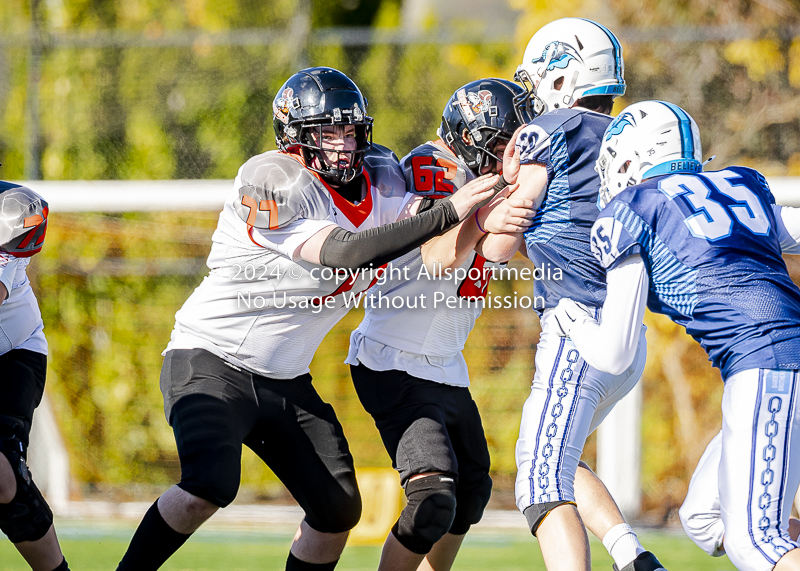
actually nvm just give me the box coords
[304,486,362,534]
[523,500,575,536]
[176,465,239,509]
[0,417,53,543]
[450,474,492,535]
[177,439,242,508]
[392,474,457,555]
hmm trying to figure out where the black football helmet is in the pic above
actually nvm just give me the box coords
[439,78,535,175]
[273,67,373,185]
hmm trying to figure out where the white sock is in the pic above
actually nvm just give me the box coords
[602,523,646,568]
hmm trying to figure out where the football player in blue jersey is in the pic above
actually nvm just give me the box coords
[552,99,800,571]
[477,17,666,571]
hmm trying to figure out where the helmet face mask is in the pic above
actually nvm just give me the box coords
[273,67,373,186]
[516,18,625,116]
[596,100,704,208]
[440,78,534,176]
[512,69,539,121]
[296,121,372,185]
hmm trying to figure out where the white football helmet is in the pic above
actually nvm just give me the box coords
[515,18,625,116]
[596,100,703,208]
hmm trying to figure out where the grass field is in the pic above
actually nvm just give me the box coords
[0,521,736,570]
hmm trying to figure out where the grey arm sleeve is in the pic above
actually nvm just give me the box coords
[319,199,460,270]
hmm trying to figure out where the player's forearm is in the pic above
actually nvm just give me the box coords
[477,232,524,263]
[319,199,460,270]
[569,321,636,375]
[421,215,486,273]
[569,256,649,375]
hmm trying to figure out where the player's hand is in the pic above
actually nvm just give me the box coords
[448,174,500,220]
[502,125,525,185]
[551,298,595,337]
[478,185,536,233]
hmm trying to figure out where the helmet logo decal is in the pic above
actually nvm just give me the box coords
[353,104,364,122]
[605,112,636,141]
[456,89,476,122]
[466,90,493,116]
[531,41,583,74]
[273,87,294,124]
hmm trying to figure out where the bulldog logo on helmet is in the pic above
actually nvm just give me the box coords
[273,87,294,125]
[466,90,493,116]
[531,41,583,75]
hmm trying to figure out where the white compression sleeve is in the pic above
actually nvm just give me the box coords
[569,254,649,375]
[774,205,800,255]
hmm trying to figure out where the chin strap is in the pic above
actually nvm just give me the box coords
[701,155,716,168]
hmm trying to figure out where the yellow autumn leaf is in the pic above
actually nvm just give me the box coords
[724,39,784,82]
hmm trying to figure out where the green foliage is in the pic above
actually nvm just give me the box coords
[0,0,514,179]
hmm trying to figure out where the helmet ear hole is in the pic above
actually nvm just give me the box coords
[553,76,564,91]
[461,128,473,145]
[619,160,631,174]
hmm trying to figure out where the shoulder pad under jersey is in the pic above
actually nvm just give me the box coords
[723,166,776,206]
[233,151,333,230]
[400,143,473,197]
[0,182,49,257]
[362,144,407,200]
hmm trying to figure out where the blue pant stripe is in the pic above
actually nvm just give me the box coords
[772,372,798,557]
[529,337,565,502]
[749,372,779,565]
[555,359,588,498]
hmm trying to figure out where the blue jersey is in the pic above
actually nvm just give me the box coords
[518,108,611,310]
[591,166,800,379]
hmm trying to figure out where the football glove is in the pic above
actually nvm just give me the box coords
[551,298,595,337]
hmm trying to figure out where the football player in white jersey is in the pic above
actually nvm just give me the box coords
[0,184,71,571]
[475,19,665,571]
[114,67,499,571]
[345,78,536,571]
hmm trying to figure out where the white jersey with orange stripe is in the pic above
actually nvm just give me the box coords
[166,145,410,379]
[0,183,49,356]
[346,142,502,387]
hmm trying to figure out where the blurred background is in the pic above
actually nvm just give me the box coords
[2,0,800,529]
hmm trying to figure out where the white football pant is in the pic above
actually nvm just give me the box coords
[680,369,800,571]
[515,307,647,511]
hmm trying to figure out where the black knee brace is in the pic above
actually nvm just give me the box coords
[391,474,457,555]
[450,474,492,535]
[0,416,53,543]
[523,500,576,536]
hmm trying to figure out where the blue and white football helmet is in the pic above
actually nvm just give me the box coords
[596,100,704,207]
[515,18,626,116]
